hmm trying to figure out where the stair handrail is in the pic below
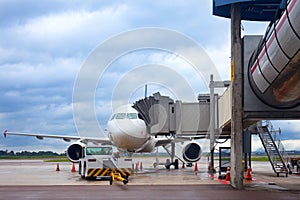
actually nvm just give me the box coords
[257,120,289,175]
[257,121,278,169]
[264,120,290,163]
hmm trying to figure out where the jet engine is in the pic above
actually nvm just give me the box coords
[66,142,86,163]
[182,142,202,163]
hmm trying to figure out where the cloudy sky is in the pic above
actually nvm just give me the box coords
[0,0,299,153]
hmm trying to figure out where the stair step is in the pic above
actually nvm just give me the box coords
[257,121,289,176]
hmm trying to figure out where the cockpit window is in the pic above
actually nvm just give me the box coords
[115,113,126,119]
[111,112,138,120]
[127,113,137,119]
[110,114,116,120]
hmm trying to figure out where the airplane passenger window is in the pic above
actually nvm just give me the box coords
[115,113,126,119]
[127,113,137,119]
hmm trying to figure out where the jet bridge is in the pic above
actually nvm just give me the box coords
[218,34,300,132]
[132,92,211,138]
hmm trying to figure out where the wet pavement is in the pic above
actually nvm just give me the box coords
[0,158,299,199]
[0,158,217,185]
[0,185,299,200]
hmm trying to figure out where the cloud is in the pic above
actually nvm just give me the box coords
[281,140,300,151]
[0,57,79,86]
[0,57,79,118]
[273,120,300,133]
[94,49,212,113]
[0,2,130,59]
[0,0,298,152]
[1,103,75,132]
[205,43,231,82]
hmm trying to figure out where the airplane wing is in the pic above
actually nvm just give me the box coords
[3,130,112,145]
[154,137,172,147]
[154,135,207,147]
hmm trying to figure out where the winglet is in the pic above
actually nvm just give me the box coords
[3,130,7,138]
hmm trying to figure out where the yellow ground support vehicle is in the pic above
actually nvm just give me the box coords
[78,145,132,184]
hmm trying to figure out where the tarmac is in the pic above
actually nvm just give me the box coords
[0,157,299,199]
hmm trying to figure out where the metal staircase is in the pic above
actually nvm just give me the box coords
[256,120,289,177]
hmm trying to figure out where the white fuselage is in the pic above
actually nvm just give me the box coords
[107,105,154,152]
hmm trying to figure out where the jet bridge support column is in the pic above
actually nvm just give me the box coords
[230,3,243,189]
[209,75,215,171]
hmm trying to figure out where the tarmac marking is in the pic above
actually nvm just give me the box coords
[207,173,270,186]
[207,173,229,185]
[250,176,267,184]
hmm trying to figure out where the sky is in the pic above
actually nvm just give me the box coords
[0,0,299,153]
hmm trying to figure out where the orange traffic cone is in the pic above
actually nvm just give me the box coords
[56,163,60,171]
[135,162,139,172]
[225,166,230,181]
[182,163,185,169]
[140,162,143,171]
[245,166,252,181]
[194,162,198,174]
[71,163,76,172]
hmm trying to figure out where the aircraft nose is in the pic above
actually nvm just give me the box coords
[107,119,148,151]
[112,119,146,138]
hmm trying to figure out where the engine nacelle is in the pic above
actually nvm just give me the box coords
[182,142,202,163]
[66,142,86,163]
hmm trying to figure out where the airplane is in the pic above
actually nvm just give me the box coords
[3,104,202,167]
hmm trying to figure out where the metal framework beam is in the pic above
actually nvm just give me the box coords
[209,75,231,170]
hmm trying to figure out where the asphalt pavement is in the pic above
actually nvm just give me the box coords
[0,158,299,199]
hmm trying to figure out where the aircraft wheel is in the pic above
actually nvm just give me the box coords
[78,162,82,175]
[83,163,87,179]
[165,159,171,169]
[174,159,179,169]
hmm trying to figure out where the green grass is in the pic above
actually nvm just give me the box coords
[214,156,270,162]
[0,155,68,162]
[251,156,269,162]
[44,158,70,162]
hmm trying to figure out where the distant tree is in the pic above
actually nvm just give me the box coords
[8,150,14,156]
[0,150,7,156]
[0,150,66,157]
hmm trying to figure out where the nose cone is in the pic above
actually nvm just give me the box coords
[115,118,147,138]
[107,118,148,151]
